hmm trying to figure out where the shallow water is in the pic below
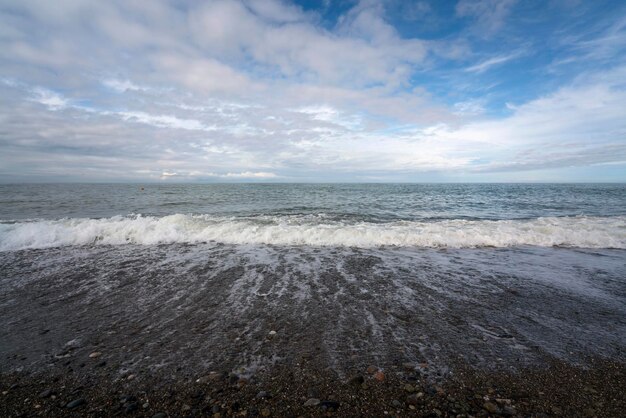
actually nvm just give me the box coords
[1,244,624,379]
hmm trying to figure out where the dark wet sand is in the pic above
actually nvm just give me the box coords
[1,244,625,416]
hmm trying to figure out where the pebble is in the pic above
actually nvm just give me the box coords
[320,400,340,411]
[366,365,378,374]
[152,413,167,418]
[404,384,415,393]
[374,371,385,381]
[392,400,402,408]
[89,351,102,358]
[406,394,419,405]
[38,389,54,398]
[256,391,271,399]
[483,401,499,414]
[66,398,86,409]
[125,402,139,413]
[502,405,517,416]
[304,398,320,406]
[181,404,191,412]
[402,362,415,370]
[261,407,271,416]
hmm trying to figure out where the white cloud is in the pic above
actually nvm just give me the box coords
[456,0,517,36]
[465,51,524,73]
[117,111,216,131]
[221,171,278,179]
[102,79,144,92]
[31,87,68,110]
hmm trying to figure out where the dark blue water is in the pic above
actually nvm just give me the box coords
[1,183,625,221]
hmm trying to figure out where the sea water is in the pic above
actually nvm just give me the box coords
[1,183,625,250]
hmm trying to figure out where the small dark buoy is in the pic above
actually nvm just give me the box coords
[140,187,144,191]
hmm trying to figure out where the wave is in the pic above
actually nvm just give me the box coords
[0,214,624,250]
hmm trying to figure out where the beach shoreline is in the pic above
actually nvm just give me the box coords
[1,243,625,416]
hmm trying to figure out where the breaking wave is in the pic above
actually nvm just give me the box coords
[0,214,625,251]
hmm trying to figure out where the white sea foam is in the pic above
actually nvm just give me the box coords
[0,214,624,251]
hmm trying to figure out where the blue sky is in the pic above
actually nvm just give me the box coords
[0,0,625,182]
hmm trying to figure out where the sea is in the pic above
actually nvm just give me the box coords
[1,183,625,377]
[1,183,625,249]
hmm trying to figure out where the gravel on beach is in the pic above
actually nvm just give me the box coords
[1,357,624,417]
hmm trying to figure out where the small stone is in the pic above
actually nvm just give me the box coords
[39,389,54,398]
[120,394,137,403]
[366,365,378,374]
[181,404,191,412]
[261,408,270,416]
[402,362,414,370]
[125,402,139,413]
[406,394,419,405]
[89,352,102,358]
[2,391,7,396]
[304,398,320,407]
[143,402,149,409]
[392,400,402,408]
[256,391,271,399]
[483,402,499,414]
[127,374,136,380]
[66,398,86,409]
[374,371,385,381]
[268,331,277,338]
[502,406,517,416]
[152,413,167,418]
[95,360,107,368]
[404,384,415,393]
[320,400,340,411]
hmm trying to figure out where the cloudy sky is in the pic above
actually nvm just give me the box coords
[0,0,625,182]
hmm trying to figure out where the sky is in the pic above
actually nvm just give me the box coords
[0,0,625,183]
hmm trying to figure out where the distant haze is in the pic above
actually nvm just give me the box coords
[0,0,625,182]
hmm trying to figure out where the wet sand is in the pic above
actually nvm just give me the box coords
[1,243,625,416]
